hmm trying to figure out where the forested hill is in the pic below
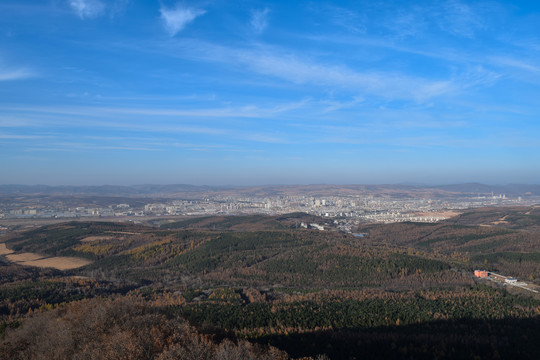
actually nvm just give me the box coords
[1,218,455,290]
[358,206,540,280]
[1,207,540,359]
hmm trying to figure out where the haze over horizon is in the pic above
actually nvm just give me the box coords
[1,1,539,186]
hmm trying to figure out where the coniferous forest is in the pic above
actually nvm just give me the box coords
[1,207,540,359]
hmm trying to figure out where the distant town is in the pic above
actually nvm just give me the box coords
[1,184,538,233]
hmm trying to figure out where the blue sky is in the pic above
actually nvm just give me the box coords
[1,0,539,185]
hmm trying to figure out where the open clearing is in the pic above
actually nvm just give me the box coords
[106,231,140,235]
[0,243,14,255]
[412,211,461,218]
[81,236,115,242]
[1,243,92,270]
[6,252,45,262]
[20,257,92,270]
[492,215,509,225]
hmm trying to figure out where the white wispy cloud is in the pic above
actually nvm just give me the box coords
[299,33,451,61]
[235,49,456,101]
[436,0,486,38]
[26,143,160,152]
[511,39,540,53]
[302,32,538,88]
[315,4,366,33]
[2,99,308,121]
[0,68,34,81]
[126,38,496,101]
[489,56,540,74]
[0,133,48,140]
[235,131,292,144]
[250,8,270,34]
[68,0,105,19]
[383,7,427,39]
[160,4,206,36]
[320,97,363,113]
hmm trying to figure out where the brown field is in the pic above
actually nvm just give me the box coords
[6,252,45,262]
[20,257,92,270]
[0,243,13,255]
[1,244,92,270]
[492,215,509,225]
[413,211,461,218]
[81,236,115,242]
[0,243,14,255]
[106,231,140,235]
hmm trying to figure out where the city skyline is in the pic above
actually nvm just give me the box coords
[1,0,539,185]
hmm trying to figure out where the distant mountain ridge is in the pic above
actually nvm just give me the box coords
[0,184,225,196]
[431,183,540,196]
[0,183,539,197]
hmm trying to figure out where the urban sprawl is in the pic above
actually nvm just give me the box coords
[1,193,534,230]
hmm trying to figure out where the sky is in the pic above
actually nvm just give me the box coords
[0,0,539,186]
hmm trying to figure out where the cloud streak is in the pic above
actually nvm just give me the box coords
[160,4,206,36]
[1,99,309,121]
[0,133,48,140]
[436,0,486,38]
[160,40,480,101]
[489,56,540,74]
[250,8,270,34]
[313,4,366,33]
[68,0,105,19]
[0,68,34,81]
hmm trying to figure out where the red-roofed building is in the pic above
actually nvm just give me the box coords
[474,270,489,278]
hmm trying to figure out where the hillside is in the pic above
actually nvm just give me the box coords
[358,206,540,280]
[2,217,458,290]
[1,207,540,359]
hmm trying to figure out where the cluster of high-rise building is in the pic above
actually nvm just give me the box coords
[1,192,534,224]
